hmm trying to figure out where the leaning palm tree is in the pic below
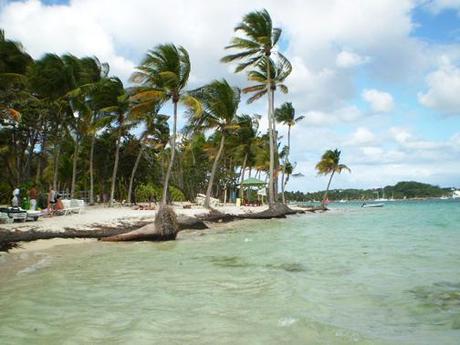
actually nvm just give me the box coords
[66,57,111,204]
[222,9,288,208]
[187,79,240,209]
[315,149,351,207]
[127,107,169,205]
[275,102,305,203]
[130,44,200,205]
[98,78,130,207]
[232,114,259,198]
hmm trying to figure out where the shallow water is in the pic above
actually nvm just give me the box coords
[1,200,460,344]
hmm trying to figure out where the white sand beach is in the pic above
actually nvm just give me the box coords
[0,203,270,233]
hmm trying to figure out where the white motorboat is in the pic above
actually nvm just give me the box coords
[361,203,384,208]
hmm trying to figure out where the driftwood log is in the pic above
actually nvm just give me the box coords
[0,212,207,251]
[102,205,179,242]
[194,203,305,223]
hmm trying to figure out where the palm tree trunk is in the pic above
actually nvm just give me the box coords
[89,133,96,204]
[128,143,144,205]
[162,101,178,205]
[70,138,79,198]
[271,89,279,200]
[281,166,286,204]
[280,125,291,204]
[267,70,275,208]
[239,153,248,199]
[205,134,225,209]
[35,132,47,184]
[322,171,335,208]
[109,131,122,207]
[53,144,60,190]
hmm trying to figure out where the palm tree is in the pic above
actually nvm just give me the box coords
[315,149,351,207]
[275,102,305,203]
[222,9,288,208]
[245,57,291,199]
[187,79,240,209]
[130,44,200,205]
[98,78,129,207]
[232,114,259,198]
[27,54,75,190]
[127,106,169,205]
[243,56,291,104]
[0,29,32,120]
[66,57,111,204]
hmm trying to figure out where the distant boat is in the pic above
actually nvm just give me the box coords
[361,203,384,208]
[374,189,388,202]
[440,196,449,200]
[338,199,348,203]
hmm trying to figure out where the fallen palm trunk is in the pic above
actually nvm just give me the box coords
[196,209,236,223]
[296,205,328,212]
[195,203,304,223]
[235,203,302,219]
[0,211,207,251]
[102,206,179,242]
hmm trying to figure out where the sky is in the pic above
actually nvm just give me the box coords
[1,0,460,192]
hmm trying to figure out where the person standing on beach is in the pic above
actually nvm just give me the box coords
[48,187,57,215]
[11,188,20,207]
[28,185,38,211]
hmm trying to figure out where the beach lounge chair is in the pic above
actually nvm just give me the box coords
[60,199,85,215]
[0,207,27,222]
[26,210,43,221]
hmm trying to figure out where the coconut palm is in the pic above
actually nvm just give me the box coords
[315,149,351,207]
[127,106,169,205]
[130,44,201,205]
[232,114,259,196]
[275,102,305,203]
[222,9,288,208]
[0,29,32,121]
[27,54,76,189]
[67,59,114,204]
[243,56,291,104]
[187,79,240,208]
[245,57,291,199]
[98,78,130,207]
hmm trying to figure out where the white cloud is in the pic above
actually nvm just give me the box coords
[2,0,460,191]
[346,127,376,146]
[418,60,460,115]
[362,89,395,112]
[336,50,369,68]
[302,106,363,127]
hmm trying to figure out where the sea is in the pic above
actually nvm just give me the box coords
[0,199,459,344]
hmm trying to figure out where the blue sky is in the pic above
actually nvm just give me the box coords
[1,0,459,192]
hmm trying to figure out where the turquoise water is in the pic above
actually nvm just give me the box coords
[1,200,460,344]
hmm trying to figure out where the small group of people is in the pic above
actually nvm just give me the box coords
[10,186,63,215]
[47,187,63,215]
[11,185,38,210]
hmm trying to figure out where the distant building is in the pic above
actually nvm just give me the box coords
[453,190,460,199]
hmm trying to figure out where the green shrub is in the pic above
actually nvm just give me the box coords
[136,183,162,203]
[170,186,186,201]
[136,184,186,202]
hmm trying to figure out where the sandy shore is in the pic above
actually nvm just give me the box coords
[0,203,275,253]
[0,203,270,233]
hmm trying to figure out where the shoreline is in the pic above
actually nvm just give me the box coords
[0,203,309,253]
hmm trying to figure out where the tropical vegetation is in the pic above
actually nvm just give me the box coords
[0,9,352,208]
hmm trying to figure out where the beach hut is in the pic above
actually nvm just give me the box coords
[239,178,267,206]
